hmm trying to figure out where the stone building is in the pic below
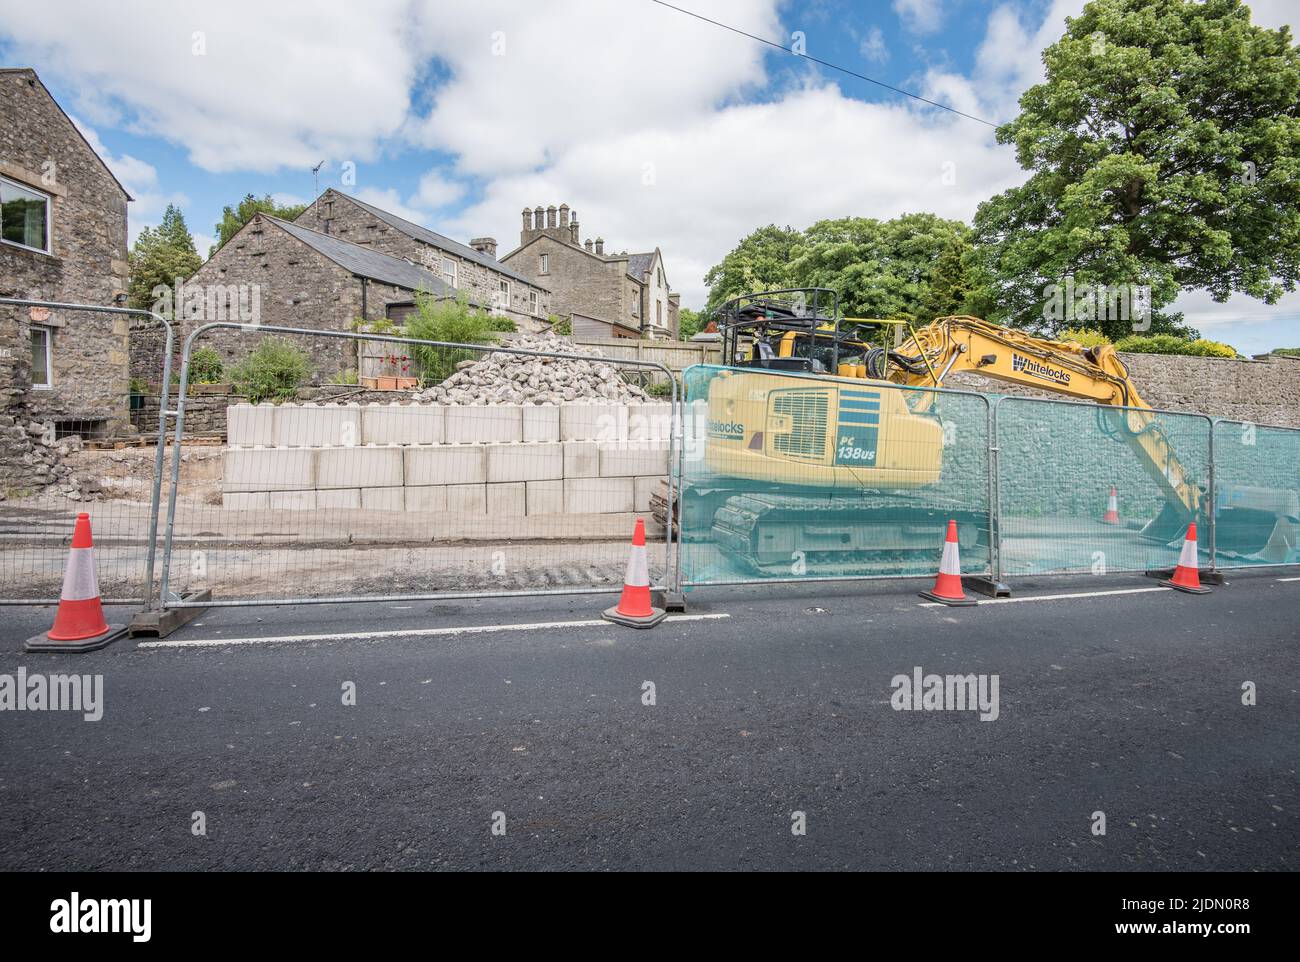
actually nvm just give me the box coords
[499,203,680,339]
[1,67,132,454]
[179,212,455,378]
[294,189,550,328]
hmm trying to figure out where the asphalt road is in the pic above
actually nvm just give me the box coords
[0,570,1296,871]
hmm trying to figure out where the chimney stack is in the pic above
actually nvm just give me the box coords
[559,203,570,228]
[584,238,593,252]
[521,207,532,231]
[594,237,604,256]
[470,237,498,259]
[546,205,557,228]
[569,211,579,244]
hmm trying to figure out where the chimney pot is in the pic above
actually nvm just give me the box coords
[559,203,569,228]
[584,238,593,252]
[594,237,604,256]
[470,236,498,259]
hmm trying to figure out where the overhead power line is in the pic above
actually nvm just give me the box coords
[648,0,1000,129]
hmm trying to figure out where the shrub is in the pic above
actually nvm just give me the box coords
[129,376,151,395]
[549,314,572,336]
[230,338,311,403]
[1058,327,1112,349]
[404,292,501,385]
[645,380,673,397]
[189,346,225,384]
[1271,347,1300,357]
[485,316,518,333]
[1113,334,1239,358]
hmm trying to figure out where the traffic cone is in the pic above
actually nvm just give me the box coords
[603,518,667,628]
[919,520,976,607]
[25,513,125,653]
[1102,486,1121,525]
[1160,522,1212,594]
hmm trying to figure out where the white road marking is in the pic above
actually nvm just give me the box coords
[1277,576,1300,582]
[919,586,1171,607]
[138,613,730,649]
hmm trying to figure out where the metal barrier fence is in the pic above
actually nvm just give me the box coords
[156,322,679,608]
[675,363,1299,590]
[0,298,174,605]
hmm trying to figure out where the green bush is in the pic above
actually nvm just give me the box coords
[404,293,501,385]
[1271,347,1300,357]
[548,314,571,336]
[645,380,673,397]
[1058,327,1112,349]
[230,338,311,403]
[189,346,225,384]
[1113,334,1238,358]
[129,376,151,395]
[485,316,518,333]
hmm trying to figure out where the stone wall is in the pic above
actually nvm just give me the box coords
[503,234,632,330]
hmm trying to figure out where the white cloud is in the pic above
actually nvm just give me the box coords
[69,115,188,243]
[860,26,889,64]
[413,171,467,210]
[1,0,422,172]
[893,0,945,35]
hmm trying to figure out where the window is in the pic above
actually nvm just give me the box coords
[656,301,663,326]
[631,296,639,317]
[539,253,549,274]
[498,279,511,307]
[1,176,51,253]
[529,291,539,315]
[30,326,52,389]
[441,256,457,288]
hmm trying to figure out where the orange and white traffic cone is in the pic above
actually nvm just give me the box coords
[25,513,126,653]
[603,518,667,628]
[1102,486,1121,525]
[919,520,976,607]
[1160,522,1212,595]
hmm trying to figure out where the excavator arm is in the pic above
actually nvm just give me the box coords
[885,316,1204,520]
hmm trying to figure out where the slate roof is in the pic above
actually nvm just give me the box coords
[626,252,656,280]
[330,191,545,290]
[266,216,453,295]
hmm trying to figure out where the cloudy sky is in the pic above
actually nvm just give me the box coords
[1,0,1296,352]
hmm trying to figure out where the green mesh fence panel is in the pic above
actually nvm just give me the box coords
[1210,420,1300,569]
[993,397,1212,577]
[677,365,991,586]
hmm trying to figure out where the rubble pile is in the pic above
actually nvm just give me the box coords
[414,334,654,405]
[0,417,99,501]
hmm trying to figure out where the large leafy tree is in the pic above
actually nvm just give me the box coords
[127,203,201,309]
[972,0,1300,338]
[702,225,802,314]
[211,193,309,256]
[703,213,977,323]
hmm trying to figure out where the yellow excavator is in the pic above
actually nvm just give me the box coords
[659,288,1296,575]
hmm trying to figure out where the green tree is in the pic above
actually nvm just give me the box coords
[404,292,501,384]
[127,204,201,309]
[971,0,1300,339]
[212,193,310,256]
[677,307,707,340]
[789,213,976,321]
[702,224,801,313]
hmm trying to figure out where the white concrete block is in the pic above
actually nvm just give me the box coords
[222,491,269,510]
[316,445,404,489]
[361,486,405,511]
[361,403,444,446]
[487,482,526,516]
[269,489,317,510]
[223,447,315,492]
[486,441,564,483]
[273,403,362,448]
[560,403,625,441]
[522,404,560,442]
[444,404,522,443]
[315,488,361,509]
[403,445,486,485]
[564,477,634,513]
[447,483,487,514]
[563,440,600,479]
[599,440,671,478]
[525,480,564,516]
[226,403,275,446]
[404,485,449,513]
[634,476,664,512]
[628,402,673,441]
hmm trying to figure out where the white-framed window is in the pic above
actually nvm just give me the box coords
[498,279,511,307]
[1,175,51,254]
[529,291,539,315]
[656,301,663,326]
[30,325,52,389]
[440,256,457,288]
[539,253,549,274]
[631,295,639,317]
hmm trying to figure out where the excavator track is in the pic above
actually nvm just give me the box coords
[711,492,986,576]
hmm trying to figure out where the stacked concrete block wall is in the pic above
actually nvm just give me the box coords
[221,401,675,522]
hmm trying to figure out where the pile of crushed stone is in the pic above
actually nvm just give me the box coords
[414,334,654,405]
